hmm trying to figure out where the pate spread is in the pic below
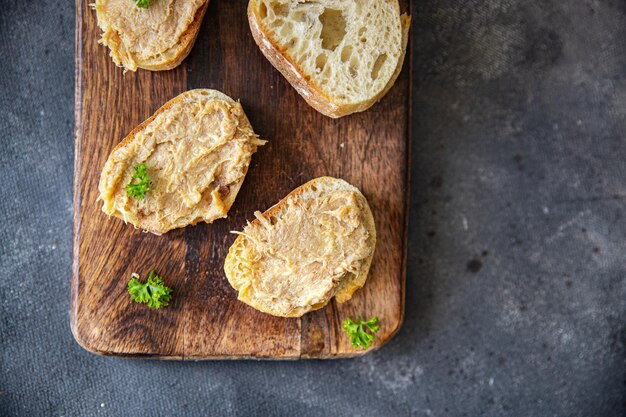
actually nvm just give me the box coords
[98,91,265,234]
[227,183,375,317]
[95,0,205,70]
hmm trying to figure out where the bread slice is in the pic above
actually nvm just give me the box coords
[248,0,410,118]
[94,0,209,71]
[98,89,266,235]
[224,177,376,317]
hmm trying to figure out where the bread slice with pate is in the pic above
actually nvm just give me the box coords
[94,0,209,71]
[98,89,266,235]
[224,177,376,317]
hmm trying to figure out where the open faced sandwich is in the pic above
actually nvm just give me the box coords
[94,0,210,71]
[224,177,376,317]
[98,89,266,235]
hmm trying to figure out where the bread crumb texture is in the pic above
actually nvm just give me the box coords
[98,89,266,235]
[94,0,205,71]
[252,0,404,105]
[225,177,376,317]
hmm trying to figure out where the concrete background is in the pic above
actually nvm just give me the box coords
[1,0,624,416]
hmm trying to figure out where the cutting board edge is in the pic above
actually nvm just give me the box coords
[70,0,85,357]
[70,0,411,360]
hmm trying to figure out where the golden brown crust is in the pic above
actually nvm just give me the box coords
[224,177,377,317]
[247,2,410,118]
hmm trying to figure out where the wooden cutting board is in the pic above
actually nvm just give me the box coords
[72,0,411,359]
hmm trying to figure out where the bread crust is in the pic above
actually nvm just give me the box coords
[247,1,410,118]
[224,177,377,317]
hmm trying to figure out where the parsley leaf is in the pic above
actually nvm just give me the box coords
[126,163,150,200]
[134,0,154,9]
[342,316,380,349]
[128,271,172,309]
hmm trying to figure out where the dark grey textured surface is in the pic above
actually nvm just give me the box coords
[1,0,624,416]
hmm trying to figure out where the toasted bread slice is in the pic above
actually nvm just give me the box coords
[98,89,266,235]
[94,0,209,71]
[224,177,376,317]
[248,0,410,118]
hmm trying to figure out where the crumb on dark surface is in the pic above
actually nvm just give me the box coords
[467,259,483,273]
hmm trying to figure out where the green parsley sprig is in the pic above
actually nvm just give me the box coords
[126,163,150,200]
[133,0,155,9]
[342,316,380,349]
[128,270,172,309]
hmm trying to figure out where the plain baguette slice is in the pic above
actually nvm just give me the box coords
[248,0,410,118]
[98,89,266,235]
[94,0,209,71]
[224,177,376,317]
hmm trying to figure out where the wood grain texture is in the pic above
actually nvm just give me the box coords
[72,0,411,359]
